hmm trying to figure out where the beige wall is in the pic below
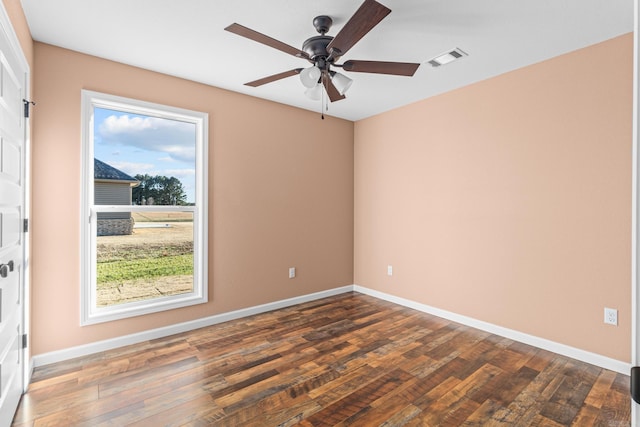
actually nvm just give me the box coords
[31,42,354,355]
[4,2,634,363]
[354,34,633,362]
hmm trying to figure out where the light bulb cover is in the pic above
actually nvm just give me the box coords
[331,72,353,95]
[300,66,321,88]
[304,83,323,100]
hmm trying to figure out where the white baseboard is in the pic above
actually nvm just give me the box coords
[32,284,630,375]
[32,286,354,368]
[354,285,630,375]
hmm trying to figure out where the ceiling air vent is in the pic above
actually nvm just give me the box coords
[427,48,467,67]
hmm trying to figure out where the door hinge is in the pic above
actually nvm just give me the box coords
[632,367,640,404]
[22,333,27,349]
[22,99,35,118]
[23,218,28,233]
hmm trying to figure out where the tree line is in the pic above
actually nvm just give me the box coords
[132,174,188,206]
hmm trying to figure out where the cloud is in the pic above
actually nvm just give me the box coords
[162,168,196,177]
[108,161,155,177]
[98,115,196,163]
[108,161,194,180]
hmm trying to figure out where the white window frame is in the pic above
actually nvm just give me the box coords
[80,90,208,325]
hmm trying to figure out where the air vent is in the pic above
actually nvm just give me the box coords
[427,48,468,67]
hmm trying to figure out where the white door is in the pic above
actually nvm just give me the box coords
[0,12,28,426]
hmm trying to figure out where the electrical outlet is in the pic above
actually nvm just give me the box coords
[604,308,618,326]
[289,267,296,279]
[387,265,393,276]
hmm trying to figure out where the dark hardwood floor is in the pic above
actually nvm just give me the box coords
[12,292,630,426]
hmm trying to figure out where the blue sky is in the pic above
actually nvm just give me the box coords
[93,107,197,203]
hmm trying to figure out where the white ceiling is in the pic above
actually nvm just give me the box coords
[21,0,633,121]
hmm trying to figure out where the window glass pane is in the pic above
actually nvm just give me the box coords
[96,210,194,307]
[93,107,197,206]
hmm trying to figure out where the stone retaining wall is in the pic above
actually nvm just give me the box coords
[97,218,134,236]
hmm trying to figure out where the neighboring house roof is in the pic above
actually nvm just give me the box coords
[94,158,139,185]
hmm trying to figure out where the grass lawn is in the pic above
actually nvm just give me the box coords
[97,253,193,284]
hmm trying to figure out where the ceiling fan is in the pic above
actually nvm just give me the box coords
[224,0,420,103]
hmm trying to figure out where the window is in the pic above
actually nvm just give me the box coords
[80,90,208,325]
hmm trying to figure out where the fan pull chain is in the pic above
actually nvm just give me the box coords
[321,74,325,120]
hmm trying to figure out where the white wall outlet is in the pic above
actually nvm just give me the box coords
[387,265,393,276]
[604,307,618,326]
[288,267,296,279]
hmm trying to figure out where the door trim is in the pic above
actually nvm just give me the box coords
[0,0,31,393]
[632,0,639,425]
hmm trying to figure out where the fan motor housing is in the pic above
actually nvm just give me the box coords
[302,35,333,60]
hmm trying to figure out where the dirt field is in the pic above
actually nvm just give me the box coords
[97,222,194,247]
[132,211,193,222]
[96,220,194,307]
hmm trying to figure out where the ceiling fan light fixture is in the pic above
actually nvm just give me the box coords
[427,48,468,67]
[331,72,353,95]
[304,83,323,100]
[300,66,322,88]
[225,0,422,106]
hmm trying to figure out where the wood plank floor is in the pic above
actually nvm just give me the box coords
[12,292,630,426]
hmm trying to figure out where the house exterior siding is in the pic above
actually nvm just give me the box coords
[95,181,132,220]
[95,180,136,236]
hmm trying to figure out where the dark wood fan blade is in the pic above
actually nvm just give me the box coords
[342,60,420,76]
[245,69,302,87]
[225,23,310,60]
[323,75,346,102]
[326,0,391,59]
